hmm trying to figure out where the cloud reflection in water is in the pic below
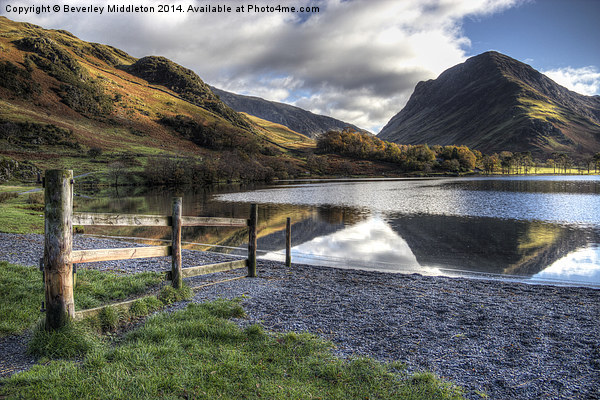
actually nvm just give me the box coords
[261,216,444,275]
[533,245,600,286]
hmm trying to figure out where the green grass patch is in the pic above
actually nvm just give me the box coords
[0,185,32,193]
[27,319,104,359]
[0,262,43,335]
[0,202,44,234]
[518,98,569,124]
[0,189,44,234]
[1,300,464,399]
[0,262,163,336]
[74,270,164,310]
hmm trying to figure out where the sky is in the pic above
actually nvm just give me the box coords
[2,0,599,133]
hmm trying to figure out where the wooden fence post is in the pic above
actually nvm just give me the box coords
[286,217,292,267]
[43,169,74,330]
[248,204,258,277]
[171,197,183,289]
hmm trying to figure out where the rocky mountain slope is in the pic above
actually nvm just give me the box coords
[378,51,600,157]
[210,86,366,138]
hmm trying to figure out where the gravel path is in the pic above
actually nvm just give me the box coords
[1,233,599,399]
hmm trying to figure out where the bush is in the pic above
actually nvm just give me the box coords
[0,60,41,98]
[87,147,103,159]
[157,285,193,305]
[0,155,40,183]
[159,115,263,154]
[15,36,112,118]
[0,191,18,203]
[27,192,44,205]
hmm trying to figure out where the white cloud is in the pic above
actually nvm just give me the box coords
[2,0,527,132]
[542,66,600,96]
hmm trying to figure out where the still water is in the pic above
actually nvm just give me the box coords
[78,176,600,287]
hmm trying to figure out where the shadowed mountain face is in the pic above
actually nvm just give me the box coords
[379,51,600,157]
[210,86,366,138]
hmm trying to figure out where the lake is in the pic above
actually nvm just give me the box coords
[77,175,600,288]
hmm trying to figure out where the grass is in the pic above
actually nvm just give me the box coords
[0,299,464,400]
[0,189,45,234]
[518,98,569,124]
[0,261,163,336]
[0,203,45,234]
[243,113,316,151]
[0,185,32,193]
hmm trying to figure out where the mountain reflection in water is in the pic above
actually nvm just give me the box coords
[216,177,600,287]
[260,214,600,286]
[78,176,600,287]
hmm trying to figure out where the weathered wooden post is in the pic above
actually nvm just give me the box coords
[248,203,258,277]
[171,197,183,289]
[285,217,292,267]
[43,169,74,330]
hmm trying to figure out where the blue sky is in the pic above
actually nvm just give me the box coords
[464,0,600,68]
[2,0,599,132]
[463,0,600,97]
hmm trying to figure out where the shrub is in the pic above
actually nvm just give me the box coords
[87,147,103,159]
[157,285,193,305]
[0,60,41,98]
[0,192,18,203]
[27,192,44,205]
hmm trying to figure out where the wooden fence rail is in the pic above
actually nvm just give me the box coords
[42,169,257,330]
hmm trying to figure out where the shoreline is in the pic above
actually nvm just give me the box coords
[1,233,599,399]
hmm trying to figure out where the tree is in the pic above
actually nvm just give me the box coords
[499,152,513,174]
[108,161,126,186]
[594,153,600,174]
[306,154,329,175]
[482,154,499,174]
[87,147,102,160]
[555,153,571,174]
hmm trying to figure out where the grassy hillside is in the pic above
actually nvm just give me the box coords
[0,17,315,181]
[242,113,315,151]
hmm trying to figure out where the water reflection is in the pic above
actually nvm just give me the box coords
[216,176,600,287]
[76,176,600,287]
[262,216,430,273]
[533,245,600,285]
[217,177,600,226]
[443,175,600,194]
[259,214,599,286]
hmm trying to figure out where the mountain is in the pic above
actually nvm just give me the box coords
[0,16,313,179]
[210,86,367,138]
[378,51,600,157]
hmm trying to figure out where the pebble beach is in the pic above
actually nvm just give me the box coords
[1,233,599,399]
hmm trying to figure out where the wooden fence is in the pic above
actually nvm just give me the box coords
[42,169,258,330]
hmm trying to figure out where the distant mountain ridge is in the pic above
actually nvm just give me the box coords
[378,51,600,157]
[210,86,367,138]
